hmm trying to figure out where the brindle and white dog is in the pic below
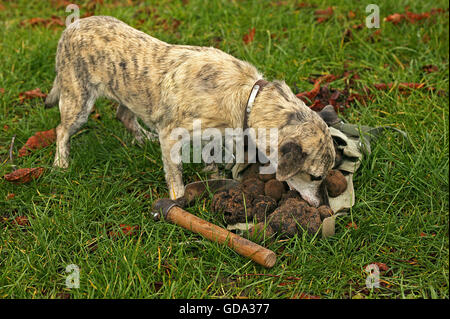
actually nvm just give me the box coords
[46,16,335,207]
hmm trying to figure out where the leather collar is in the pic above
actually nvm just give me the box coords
[243,79,269,130]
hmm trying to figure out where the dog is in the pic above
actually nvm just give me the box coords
[45,16,335,207]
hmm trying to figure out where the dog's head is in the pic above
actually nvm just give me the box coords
[275,114,335,207]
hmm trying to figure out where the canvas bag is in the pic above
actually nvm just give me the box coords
[230,105,409,237]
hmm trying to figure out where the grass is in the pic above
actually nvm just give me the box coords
[0,0,448,299]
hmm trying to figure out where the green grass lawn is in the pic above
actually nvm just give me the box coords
[0,0,448,299]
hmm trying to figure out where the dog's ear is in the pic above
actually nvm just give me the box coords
[276,141,305,181]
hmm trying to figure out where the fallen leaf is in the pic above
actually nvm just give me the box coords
[18,88,47,103]
[422,64,439,73]
[371,262,389,272]
[368,29,382,42]
[384,13,404,24]
[20,16,65,28]
[352,23,364,30]
[296,74,337,101]
[346,222,358,230]
[0,88,4,94]
[56,292,71,299]
[18,128,56,157]
[108,224,139,238]
[296,2,317,9]
[243,27,256,44]
[347,10,356,19]
[120,224,139,236]
[6,193,15,200]
[14,216,30,226]
[384,7,448,24]
[419,232,436,237]
[296,74,358,112]
[4,167,45,183]
[314,6,333,23]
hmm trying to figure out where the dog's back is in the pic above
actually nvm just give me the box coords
[47,16,261,131]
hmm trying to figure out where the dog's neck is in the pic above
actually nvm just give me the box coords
[244,80,316,154]
[247,80,310,130]
[243,79,269,131]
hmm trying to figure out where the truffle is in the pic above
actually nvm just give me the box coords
[252,195,277,222]
[211,186,252,224]
[240,163,260,181]
[278,189,305,206]
[242,177,265,196]
[268,198,321,237]
[264,179,286,202]
[325,170,347,197]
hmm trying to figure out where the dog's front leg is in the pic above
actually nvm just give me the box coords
[159,132,185,200]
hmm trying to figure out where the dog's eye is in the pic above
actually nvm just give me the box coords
[310,174,322,181]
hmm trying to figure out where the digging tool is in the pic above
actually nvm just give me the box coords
[151,179,276,268]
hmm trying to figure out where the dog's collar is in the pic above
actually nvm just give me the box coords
[243,79,269,130]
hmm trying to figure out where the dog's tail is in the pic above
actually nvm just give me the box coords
[44,77,60,108]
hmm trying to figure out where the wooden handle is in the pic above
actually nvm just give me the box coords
[166,206,276,268]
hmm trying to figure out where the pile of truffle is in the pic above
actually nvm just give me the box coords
[211,163,348,240]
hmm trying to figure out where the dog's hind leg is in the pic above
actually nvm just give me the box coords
[53,90,96,169]
[116,104,158,145]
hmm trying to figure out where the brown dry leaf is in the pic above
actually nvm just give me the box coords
[347,10,356,19]
[368,29,382,42]
[314,6,333,23]
[56,292,71,299]
[296,2,317,9]
[6,193,16,200]
[384,7,448,24]
[296,74,337,101]
[108,224,139,238]
[346,222,358,230]
[243,27,256,44]
[372,262,389,272]
[120,224,139,236]
[20,16,65,28]
[0,88,4,94]
[18,128,56,157]
[4,167,45,183]
[384,13,404,24]
[18,88,47,103]
[422,64,439,73]
[14,216,30,227]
